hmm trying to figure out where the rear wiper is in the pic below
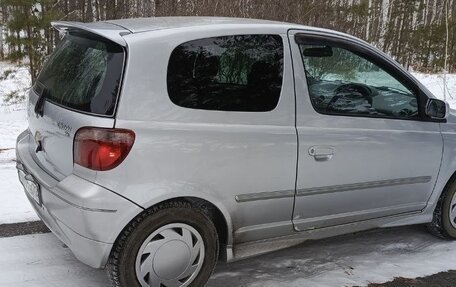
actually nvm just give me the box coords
[34,87,49,117]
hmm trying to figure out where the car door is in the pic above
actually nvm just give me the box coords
[288,30,443,231]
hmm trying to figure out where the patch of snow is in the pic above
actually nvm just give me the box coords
[0,105,27,157]
[0,62,31,105]
[0,106,38,224]
[0,63,36,224]
[0,164,39,224]
[2,227,456,286]
[210,226,456,287]
[0,233,109,287]
[413,73,456,106]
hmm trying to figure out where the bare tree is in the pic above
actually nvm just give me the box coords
[0,0,455,74]
[444,0,450,101]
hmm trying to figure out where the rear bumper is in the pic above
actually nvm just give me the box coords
[15,130,143,268]
[21,187,113,268]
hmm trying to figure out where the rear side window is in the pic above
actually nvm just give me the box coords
[167,35,284,112]
[36,32,125,116]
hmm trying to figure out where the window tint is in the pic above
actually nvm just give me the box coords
[299,44,419,119]
[167,35,284,112]
[36,32,124,116]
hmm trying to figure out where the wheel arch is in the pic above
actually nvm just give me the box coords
[160,196,231,257]
[426,167,456,215]
[114,195,233,262]
[442,170,456,197]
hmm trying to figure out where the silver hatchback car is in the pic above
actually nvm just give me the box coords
[16,17,456,287]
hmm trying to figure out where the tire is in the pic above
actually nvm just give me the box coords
[107,201,219,287]
[427,179,456,239]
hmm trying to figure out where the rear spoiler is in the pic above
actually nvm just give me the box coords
[51,21,130,46]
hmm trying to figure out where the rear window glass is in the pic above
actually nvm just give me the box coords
[167,34,284,112]
[35,32,124,116]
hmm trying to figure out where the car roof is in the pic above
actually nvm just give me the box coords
[106,16,309,33]
[52,17,363,47]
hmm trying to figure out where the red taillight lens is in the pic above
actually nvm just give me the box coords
[74,127,135,171]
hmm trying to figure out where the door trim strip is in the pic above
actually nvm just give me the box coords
[235,176,432,203]
[297,176,432,197]
[235,190,295,203]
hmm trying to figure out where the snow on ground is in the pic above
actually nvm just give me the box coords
[0,165,39,224]
[0,105,38,224]
[0,233,109,287]
[0,61,31,105]
[414,73,456,106]
[0,62,38,224]
[209,226,456,287]
[2,226,456,287]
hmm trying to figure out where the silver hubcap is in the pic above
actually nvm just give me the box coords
[135,223,205,287]
[450,193,456,229]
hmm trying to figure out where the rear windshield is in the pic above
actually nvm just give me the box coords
[36,32,125,116]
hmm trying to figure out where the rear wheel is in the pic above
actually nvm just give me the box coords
[107,201,219,287]
[427,180,456,239]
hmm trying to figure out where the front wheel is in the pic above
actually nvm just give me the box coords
[107,201,219,287]
[427,180,456,239]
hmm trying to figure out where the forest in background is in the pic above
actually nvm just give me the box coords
[0,0,454,82]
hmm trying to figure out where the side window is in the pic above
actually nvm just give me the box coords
[299,44,419,119]
[167,35,284,112]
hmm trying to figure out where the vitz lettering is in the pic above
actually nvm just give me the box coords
[58,121,72,137]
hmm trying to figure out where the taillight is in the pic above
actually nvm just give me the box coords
[74,127,135,171]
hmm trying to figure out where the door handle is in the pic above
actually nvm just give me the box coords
[308,146,335,162]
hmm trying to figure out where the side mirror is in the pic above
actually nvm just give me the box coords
[425,98,448,120]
